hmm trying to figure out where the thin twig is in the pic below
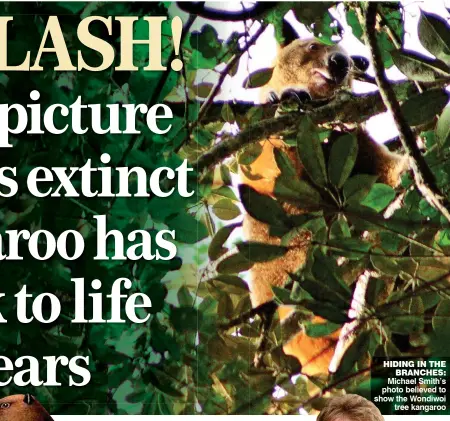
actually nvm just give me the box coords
[363,3,450,224]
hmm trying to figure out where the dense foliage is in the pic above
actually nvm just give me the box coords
[0,0,449,416]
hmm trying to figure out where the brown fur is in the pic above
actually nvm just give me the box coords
[262,39,349,101]
[0,395,53,421]
[241,39,407,376]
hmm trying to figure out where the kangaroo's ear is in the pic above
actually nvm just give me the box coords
[351,55,370,72]
[281,19,298,47]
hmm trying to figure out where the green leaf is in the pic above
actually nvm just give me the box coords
[333,331,372,379]
[236,241,287,263]
[188,50,218,70]
[436,106,450,147]
[378,32,395,68]
[347,10,363,40]
[178,285,193,306]
[391,50,450,82]
[314,12,341,45]
[208,223,240,261]
[273,148,298,178]
[292,3,331,27]
[422,291,441,311]
[212,199,241,221]
[330,214,351,239]
[361,184,396,212]
[371,255,401,276]
[217,294,234,319]
[206,275,249,296]
[304,320,340,338]
[401,89,449,127]
[388,314,424,335]
[170,306,200,331]
[216,253,254,274]
[189,24,221,60]
[211,186,238,201]
[274,178,322,206]
[221,103,235,123]
[433,299,450,333]
[220,165,232,186]
[238,143,263,165]
[239,184,290,228]
[400,296,424,316]
[290,263,350,311]
[327,238,371,260]
[193,128,214,146]
[57,2,86,13]
[343,174,378,205]
[303,301,349,324]
[243,68,274,88]
[274,149,322,205]
[418,12,450,64]
[310,254,352,303]
[195,82,215,98]
[328,134,358,188]
[166,213,208,244]
[296,116,327,187]
[272,286,298,306]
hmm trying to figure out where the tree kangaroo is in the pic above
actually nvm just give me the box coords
[240,23,407,376]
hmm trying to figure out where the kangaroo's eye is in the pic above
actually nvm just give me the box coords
[309,43,320,51]
[0,403,10,409]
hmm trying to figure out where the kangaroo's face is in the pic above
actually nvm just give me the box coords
[0,394,53,421]
[266,39,357,100]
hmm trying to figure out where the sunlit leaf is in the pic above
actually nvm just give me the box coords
[243,68,274,88]
[212,199,241,220]
[208,223,240,261]
[391,50,450,82]
[418,12,450,64]
[436,106,450,147]
[216,253,254,274]
[361,184,396,212]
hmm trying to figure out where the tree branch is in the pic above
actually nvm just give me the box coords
[193,82,448,173]
[364,3,450,223]
[169,79,447,125]
[219,300,277,330]
[176,2,277,22]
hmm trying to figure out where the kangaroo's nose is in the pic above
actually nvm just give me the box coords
[23,394,35,405]
[328,52,351,84]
